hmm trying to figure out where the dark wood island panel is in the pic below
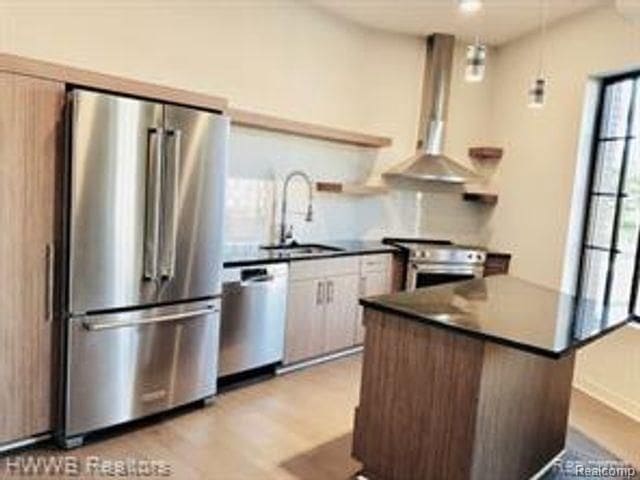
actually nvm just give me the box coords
[353,309,576,480]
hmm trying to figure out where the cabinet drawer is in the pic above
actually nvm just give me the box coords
[360,254,392,274]
[290,256,359,280]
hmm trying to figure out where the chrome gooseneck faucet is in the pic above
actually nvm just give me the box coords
[279,170,314,245]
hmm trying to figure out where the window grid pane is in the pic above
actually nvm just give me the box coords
[580,249,610,305]
[585,195,617,248]
[599,80,634,139]
[578,75,640,319]
[592,140,625,193]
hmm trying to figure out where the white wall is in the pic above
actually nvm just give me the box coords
[488,5,640,289]
[0,0,494,245]
[6,0,499,245]
[486,5,640,420]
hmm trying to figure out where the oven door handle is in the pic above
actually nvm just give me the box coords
[411,264,483,276]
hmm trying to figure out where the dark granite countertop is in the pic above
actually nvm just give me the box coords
[223,240,399,268]
[360,275,633,358]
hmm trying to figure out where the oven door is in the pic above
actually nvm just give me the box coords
[407,263,484,290]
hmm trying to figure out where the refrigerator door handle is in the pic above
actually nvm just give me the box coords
[82,305,218,331]
[160,129,181,280]
[144,127,164,281]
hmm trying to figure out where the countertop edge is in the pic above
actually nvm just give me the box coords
[359,298,633,360]
[223,245,399,268]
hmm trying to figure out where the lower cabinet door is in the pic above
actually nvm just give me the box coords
[355,270,392,344]
[324,274,359,353]
[284,279,325,364]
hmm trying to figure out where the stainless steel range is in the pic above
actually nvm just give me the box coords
[384,238,486,290]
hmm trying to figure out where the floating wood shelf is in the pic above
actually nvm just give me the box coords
[469,147,503,161]
[229,108,392,148]
[463,192,499,205]
[315,181,390,196]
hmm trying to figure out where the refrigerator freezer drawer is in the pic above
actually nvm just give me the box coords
[65,300,220,436]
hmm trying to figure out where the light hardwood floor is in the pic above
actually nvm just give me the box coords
[569,388,640,468]
[1,354,638,479]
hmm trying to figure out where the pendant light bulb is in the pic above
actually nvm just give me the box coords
[465,40,487,83]
[459,0,483,14]
[528,77,546,108]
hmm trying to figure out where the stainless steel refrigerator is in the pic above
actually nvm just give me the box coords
[62,89,228,446]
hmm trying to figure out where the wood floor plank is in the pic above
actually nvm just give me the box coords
[0,355,636,479]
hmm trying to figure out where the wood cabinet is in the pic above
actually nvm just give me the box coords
[284,257,360,365]
[0,73,64,444]
[355,255,393,344]
[284,254,394,364]
[284,279,326,363]
[353,308,575,480]
[324,274,359,353]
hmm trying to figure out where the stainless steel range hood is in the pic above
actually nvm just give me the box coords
[384,33,478,184]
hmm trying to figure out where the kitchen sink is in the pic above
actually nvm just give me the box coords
[260,243,344,255]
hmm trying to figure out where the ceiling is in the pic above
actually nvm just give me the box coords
[309,0,610,45]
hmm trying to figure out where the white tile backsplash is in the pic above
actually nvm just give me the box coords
[225,178,276,243]
[224,126,492,246]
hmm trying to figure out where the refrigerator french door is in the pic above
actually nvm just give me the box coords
[63,90,228,443]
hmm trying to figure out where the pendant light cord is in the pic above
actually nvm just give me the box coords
[538,0,549,77]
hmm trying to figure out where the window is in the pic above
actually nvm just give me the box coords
[576,73,640,319]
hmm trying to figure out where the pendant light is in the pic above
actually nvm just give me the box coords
[458,0,483,14]
[529,0,549,108]
[528,78,546,108]
[465,37,487,83]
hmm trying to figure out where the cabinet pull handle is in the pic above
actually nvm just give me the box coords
[327,281,334,304]
[360,276,367,296]
[45,244,54,323]
[316,281,324,305]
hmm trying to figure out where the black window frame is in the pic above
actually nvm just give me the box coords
[575,70,640,320]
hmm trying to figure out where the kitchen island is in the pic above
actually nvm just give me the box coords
[353,275,632,480]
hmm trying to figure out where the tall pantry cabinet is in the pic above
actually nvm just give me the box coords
[0,72,64,445]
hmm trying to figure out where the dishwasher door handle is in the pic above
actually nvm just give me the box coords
[241,274,275,285]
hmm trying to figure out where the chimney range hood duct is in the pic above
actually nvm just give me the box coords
[384,33,478,184]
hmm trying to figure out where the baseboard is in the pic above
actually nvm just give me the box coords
[573,379,640,423]
[0,433,50,454]
[276,346,363,375]
[529,450,565,480]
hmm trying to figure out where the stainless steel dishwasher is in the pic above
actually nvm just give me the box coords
[219,263,288,377]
